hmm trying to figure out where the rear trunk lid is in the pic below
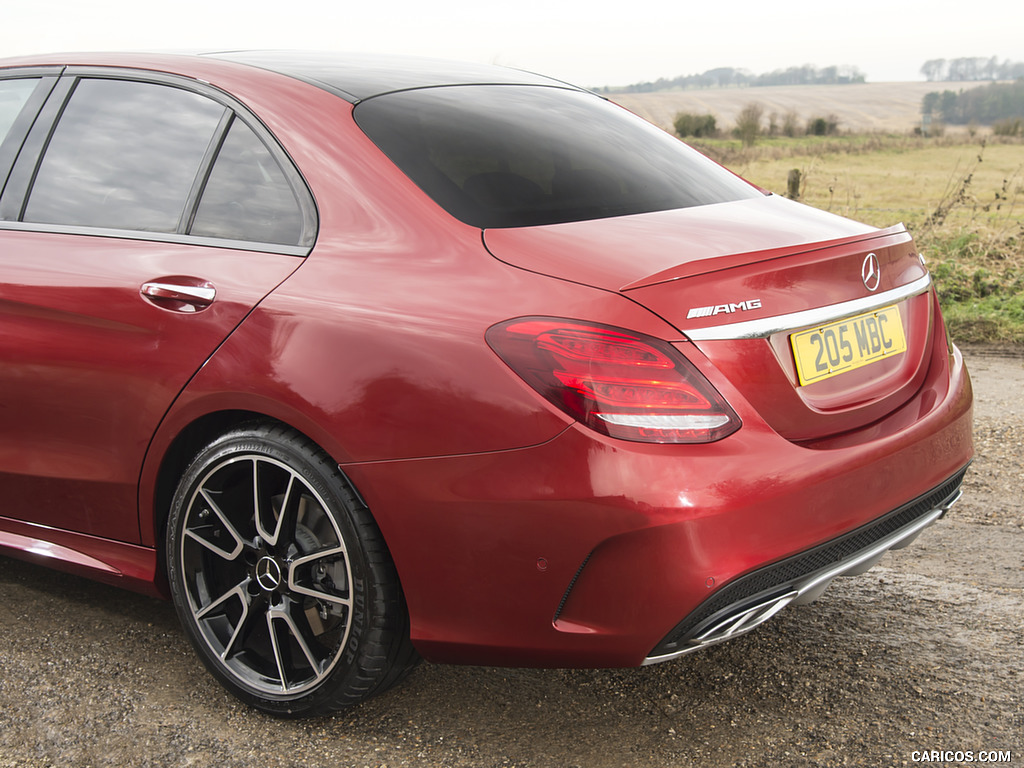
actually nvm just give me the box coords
[483,196,935,441]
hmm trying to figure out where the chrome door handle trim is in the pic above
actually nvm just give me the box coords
[141,282,216,305]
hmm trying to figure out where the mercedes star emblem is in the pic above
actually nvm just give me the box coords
[862,253,881,292]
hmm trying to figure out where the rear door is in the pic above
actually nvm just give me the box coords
[0,70,315,542]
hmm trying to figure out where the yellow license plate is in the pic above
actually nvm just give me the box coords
[791,305,907,386]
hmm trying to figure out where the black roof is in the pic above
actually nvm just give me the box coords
[206,51,578,103]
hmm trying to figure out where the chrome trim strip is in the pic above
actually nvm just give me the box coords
[642,485,961,666]
[0,220,311,257]
[684,274,932,341]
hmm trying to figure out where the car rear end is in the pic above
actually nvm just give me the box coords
[311,73,974,666]
[476,208,972,666]
[632,222,972,661]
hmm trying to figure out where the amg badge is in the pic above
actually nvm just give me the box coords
[687,298,763,320]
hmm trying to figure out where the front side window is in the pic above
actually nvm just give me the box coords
[0,78,38,145]
[24,78,225,232]
[355,85,761,229]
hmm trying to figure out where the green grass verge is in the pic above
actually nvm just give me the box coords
[928,241,1024,344]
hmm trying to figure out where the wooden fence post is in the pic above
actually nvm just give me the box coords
[787,169,801,200]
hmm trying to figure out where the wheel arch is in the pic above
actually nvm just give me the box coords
[148,409,269,592]
[146,408,371,582]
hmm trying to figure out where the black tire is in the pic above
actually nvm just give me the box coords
[165,423,418,715]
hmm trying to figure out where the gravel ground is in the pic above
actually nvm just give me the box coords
[1,347,1021,768]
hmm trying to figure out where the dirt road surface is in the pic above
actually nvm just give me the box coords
[1,348,1021,768]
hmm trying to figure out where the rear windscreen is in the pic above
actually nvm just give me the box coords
[354,85,762,229]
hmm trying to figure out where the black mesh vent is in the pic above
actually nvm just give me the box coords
[649,466,968,657]
[553,551,593,623]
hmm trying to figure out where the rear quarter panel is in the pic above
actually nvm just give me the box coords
[137,74,688,545]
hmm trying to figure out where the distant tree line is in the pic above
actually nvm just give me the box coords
[922,81,1024,129]
[598,64,865,94]
[920,57,1024,82]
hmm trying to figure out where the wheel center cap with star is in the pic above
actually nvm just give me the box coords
[255,556,283,591]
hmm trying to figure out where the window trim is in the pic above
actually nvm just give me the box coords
[181,108,235,234]
[0,219,310,256]
[0,74,76,222]
[0,68,61,204]
[0,67,318,255]
[0,69,62,203]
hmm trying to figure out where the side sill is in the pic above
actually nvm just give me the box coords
[0,516,163,598]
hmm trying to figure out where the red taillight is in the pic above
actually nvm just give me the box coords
[486,318,741,443]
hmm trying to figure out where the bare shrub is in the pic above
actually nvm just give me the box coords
[807,114,841,136]
[993,117,1023,137]
[782,111,802,137]
[733,103,764,147]
[673,112,718,138]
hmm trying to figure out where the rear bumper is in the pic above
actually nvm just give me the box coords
[342,345,973,668]
[643,466,966,663]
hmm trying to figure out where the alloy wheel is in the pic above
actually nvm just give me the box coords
[178,454,353,697]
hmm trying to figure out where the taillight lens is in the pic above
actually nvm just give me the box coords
[486,318,741,443]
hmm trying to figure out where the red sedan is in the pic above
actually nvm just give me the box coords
[0,52,972,715]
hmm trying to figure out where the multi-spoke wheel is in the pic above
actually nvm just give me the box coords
[166,424,416,715]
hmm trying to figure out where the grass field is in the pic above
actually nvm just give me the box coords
[686,136,1024,344]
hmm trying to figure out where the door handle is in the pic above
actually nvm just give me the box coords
[141,281,216,311]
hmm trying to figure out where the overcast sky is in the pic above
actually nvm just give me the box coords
[1,0,1018,87]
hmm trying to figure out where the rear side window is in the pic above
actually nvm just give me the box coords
[190,117,304,245]
[0,79,38,143]
[24,79,225,232]
[354,85,761,229]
